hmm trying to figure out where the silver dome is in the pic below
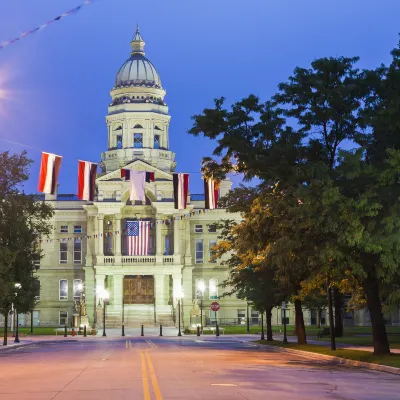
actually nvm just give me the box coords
[115,54,161,87]
[114,27,162,88]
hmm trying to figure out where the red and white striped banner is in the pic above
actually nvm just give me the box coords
[77,160,97,201]
[38,152,62,194]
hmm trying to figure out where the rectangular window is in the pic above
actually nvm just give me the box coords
[60,225,68,233]
[134,133,143,148]
[73,240,82,264]
[251,310,259,324]
[209,278,218,300]
[74,225,82,233]
[59,280,68,301]
[32,311,40,327]
[154,134,160,149]
[59,311,68,326]
[237,309,246,324]
[208,224,217,233]
[195,224,203,233]
[116,134,122,149]
[73,279,82,300]
[60,242,68,264]
[195,239,203,263]
[33,280,40,301]
[209,239,217,263]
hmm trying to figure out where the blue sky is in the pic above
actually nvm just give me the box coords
[0,0,400,195]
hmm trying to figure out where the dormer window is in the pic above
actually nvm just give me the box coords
[154,135,160,149]
[134,133,143,148]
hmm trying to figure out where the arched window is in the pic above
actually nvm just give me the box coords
[134,133,143,148]
[154,125,162,131]
[154,134,160,149]
[209,278,218,300]
[133,124,143,129]
[195,279,205,299]
[113,125,123,149]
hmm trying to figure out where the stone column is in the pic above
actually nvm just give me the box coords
[184,218,192,265]
[95,274,106,328]
[173,217,181,257]
[97,214,104,256]
[113,274,123,310]
[154,274,165,306]
[156,217,163,265]
[83,266,95,328]
[156,217,162,255]
[85,216,93,266]
[115,214,122,256]
[182,266,194,328]
[172,274,182,306]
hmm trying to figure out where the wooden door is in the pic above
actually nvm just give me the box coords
[123,276,154,304]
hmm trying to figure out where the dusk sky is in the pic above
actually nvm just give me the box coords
[1,0,400,195]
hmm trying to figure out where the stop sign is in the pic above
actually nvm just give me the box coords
[210,302,220,312]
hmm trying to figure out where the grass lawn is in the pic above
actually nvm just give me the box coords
[312,326,400,350]
[256,340,400,368]
[0,327,64,336]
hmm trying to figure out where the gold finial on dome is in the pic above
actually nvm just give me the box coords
[131,25,145,55]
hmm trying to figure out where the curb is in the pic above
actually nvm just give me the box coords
[258,343,400,375]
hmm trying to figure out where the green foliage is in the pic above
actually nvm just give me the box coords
[189,44,400,354]
[0,151,53,319]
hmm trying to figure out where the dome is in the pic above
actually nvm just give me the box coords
[115,54,161,87]
[114,27,162,88]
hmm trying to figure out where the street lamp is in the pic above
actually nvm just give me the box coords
[14,283,22,344]
[198,281,205,332]
[101,289,109,337]
[174,287,184,337]
[282,301,288,344]
[246,302,250,333]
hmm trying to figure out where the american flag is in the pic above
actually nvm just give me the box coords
[125,221,151,255]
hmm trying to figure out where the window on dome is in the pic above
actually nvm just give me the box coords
[134,133,143,148]
[154,135,160,149]
[116,135,122,149]
[134,124,143,129]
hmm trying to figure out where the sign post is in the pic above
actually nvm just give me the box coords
[210,302,220,336]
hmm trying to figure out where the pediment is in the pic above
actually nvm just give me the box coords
[97,159,173,182]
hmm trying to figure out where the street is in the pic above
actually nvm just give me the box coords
[0,335,399,399]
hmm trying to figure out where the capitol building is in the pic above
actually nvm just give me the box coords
[33,28,251,330]
[5,28,385,332]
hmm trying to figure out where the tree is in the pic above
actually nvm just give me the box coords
[215,220,282,341]
[0,151,53,345]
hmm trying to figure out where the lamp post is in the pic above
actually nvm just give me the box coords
[174,287,184,337]
[77,283,83,331]
[198,281,205,332]
[282,301,288,344]
[14,283,22,344]
[101,289,109,337]
[246,302,250,333]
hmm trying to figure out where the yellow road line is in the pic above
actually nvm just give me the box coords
[145,350,163,400]
[141,351,151,400]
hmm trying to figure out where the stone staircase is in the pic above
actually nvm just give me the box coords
[124,305,156,327]
[98,304,175,328]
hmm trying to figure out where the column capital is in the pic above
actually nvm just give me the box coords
[97,214,104,220]
[114,213,122,220]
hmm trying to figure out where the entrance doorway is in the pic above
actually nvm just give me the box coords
[123,276,154,304]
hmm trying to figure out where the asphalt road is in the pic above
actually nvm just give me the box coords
[0,336,399,400]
